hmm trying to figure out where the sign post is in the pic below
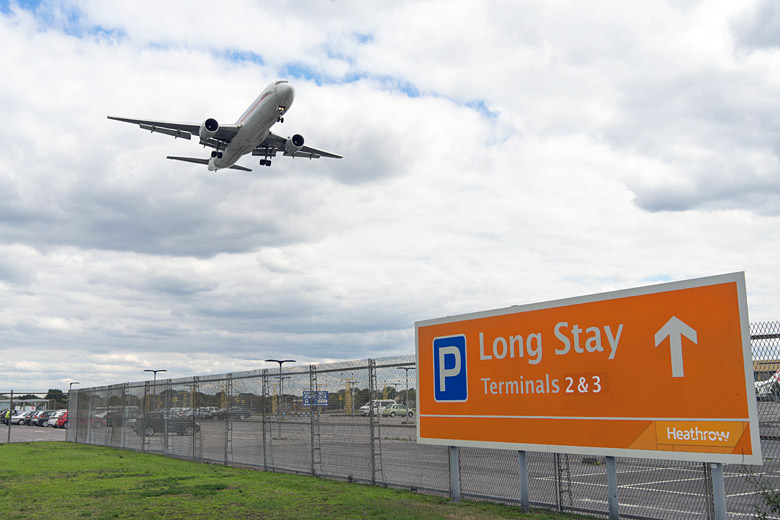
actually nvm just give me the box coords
[606,456,618,519]
[416,273,760,509]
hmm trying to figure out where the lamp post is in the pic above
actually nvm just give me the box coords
[144,369,167,410]
[397,367,415,411]
[68,381,80,400]
[266,359,295,437]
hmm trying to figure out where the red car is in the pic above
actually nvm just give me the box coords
[55,411,68,428]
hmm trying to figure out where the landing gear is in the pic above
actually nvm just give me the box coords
[210,151,223,159]
[277,106,286,123]
[259,159,272,167]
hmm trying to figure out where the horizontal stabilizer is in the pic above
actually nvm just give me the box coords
[166,156,208,166]
[166,156,253,172]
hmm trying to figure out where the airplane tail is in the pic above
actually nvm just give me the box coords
[166,156,252,172]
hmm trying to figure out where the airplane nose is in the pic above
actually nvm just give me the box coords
[276,81,294,103]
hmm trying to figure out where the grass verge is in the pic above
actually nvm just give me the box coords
[0,442,595,519]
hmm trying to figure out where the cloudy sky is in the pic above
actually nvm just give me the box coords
[1,0,778,392]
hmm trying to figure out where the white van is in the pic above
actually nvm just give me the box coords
[359,399,396,416]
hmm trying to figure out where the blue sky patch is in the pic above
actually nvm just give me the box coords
[466,99,498,119]
[279,64,424,100]
[381,77,421,98]
[1,0,41,14]
[1,1,125,41]
[281,62,328,85]
[354,32,372,44]
[219,49,265,66]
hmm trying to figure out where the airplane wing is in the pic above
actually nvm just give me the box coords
[107,116,240,148]
[252,132,343,160]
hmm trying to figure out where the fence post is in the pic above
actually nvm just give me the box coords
[87,389,94,445]
[69,389,78,443]
[5,390,12,443]
[225,373,232,465]
[262,369,268,472]
[120,384,127,449]
[606,456,619,520]
[711,463,727,520]
[449,446,460,502]
[141,382,149,453]
[518,450,529,513]
[368,359,376,484]
[163,381,171,455]
[192,377,198,461]
[554,454,562,512]
[309,364,316,476]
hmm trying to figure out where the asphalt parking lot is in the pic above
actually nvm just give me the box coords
[0,424,67,443]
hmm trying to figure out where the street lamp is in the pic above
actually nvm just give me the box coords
[266,359,295,437]
[397,367,415,410]
[68,381,80,407]
[144,369,167,410]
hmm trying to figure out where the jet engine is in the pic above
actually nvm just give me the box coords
[284,134,305,155]
[199,118,219,140]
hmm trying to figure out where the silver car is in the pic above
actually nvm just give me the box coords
[10,411,30,425]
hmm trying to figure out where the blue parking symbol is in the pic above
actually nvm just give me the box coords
[433,335,468,402]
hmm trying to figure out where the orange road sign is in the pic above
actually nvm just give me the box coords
[415,272,761,464]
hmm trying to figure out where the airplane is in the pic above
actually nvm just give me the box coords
[108,80,342,172]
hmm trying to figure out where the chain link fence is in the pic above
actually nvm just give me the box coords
[66,322,780,519]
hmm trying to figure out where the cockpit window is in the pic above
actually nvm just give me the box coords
[275,80,289,85]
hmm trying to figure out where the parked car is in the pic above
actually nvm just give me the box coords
[30,410,57,426]
[381,404,414,418]
[90,413,108,429]
[131,411,200,437]
[10,410,31,425]
[755,370,780,401]
[193,407,218,419]
[175,407,218,420]
[22,411,39,425]
[11,410,35,425]
[46,410,67,427]
[359,400,396,416]
[211,407,251,421]
[55,411,68,428]
[106,408,133,427]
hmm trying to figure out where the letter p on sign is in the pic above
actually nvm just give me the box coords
[433,335,468,402]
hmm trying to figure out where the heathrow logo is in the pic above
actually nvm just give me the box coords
[657,421,741,448]
[433,335,468,402]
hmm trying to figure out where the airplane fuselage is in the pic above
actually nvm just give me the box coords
[108,79,341,171]
[208,80,294,171]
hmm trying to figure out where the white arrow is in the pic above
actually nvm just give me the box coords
[654,316,697,378]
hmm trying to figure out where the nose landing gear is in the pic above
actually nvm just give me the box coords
[259,159,272,167]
